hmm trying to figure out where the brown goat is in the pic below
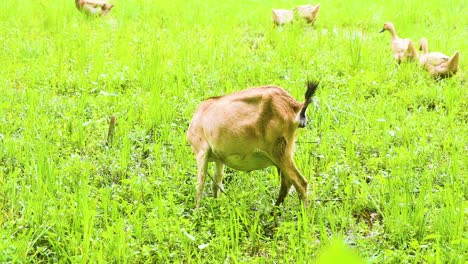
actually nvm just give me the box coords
[187,81,319,208]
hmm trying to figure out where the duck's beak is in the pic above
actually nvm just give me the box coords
[379,28,385,33]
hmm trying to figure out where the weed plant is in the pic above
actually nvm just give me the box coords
[0,0,466,262]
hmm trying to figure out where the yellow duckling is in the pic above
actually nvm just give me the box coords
[295,3,320,23]
[75,0,113,16]
[380,22,418,63]
[272,9,294,26]
[419,38,459,78]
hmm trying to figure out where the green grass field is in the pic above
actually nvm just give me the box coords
[0,0,466,262]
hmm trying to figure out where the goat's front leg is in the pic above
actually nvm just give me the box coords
[195,151,209,209]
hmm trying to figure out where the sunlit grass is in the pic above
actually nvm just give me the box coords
[0,0,466,262]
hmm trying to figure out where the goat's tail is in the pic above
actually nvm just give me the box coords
[298,80,319,128]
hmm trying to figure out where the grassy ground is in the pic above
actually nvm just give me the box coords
[0,0,466,262]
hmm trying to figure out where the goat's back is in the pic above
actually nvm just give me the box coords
[189,86,302,135]
[187,86,303,171]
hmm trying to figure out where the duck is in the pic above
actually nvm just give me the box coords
[295,3,320,23]
[272,9,294,26]
[419,38,459,78]
[75,0,113,16]
[380,22,418,63]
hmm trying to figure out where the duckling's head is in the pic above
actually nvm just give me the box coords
[379,22,395,33]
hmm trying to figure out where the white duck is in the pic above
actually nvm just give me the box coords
[75,0,113,16]
[295,3,320,23]
[380,22,418,63]
[419,38,459,78]
[272,9,294,26]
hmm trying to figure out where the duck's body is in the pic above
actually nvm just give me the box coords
[380,22,418,63]
[272,9,294,26]
[75,0,113,16]
[391,38,417,62]
[295,4,320,23]
[419,38,459,78]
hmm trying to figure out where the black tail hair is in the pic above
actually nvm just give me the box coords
[299,80,319,128]
[305,80,319,101]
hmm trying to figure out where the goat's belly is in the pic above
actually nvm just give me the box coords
[214,151,273,171]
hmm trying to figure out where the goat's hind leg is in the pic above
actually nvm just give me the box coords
[277,161,308,207]
[272,137,308,207]
[275,167,292,206]
[212,162,225,198]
